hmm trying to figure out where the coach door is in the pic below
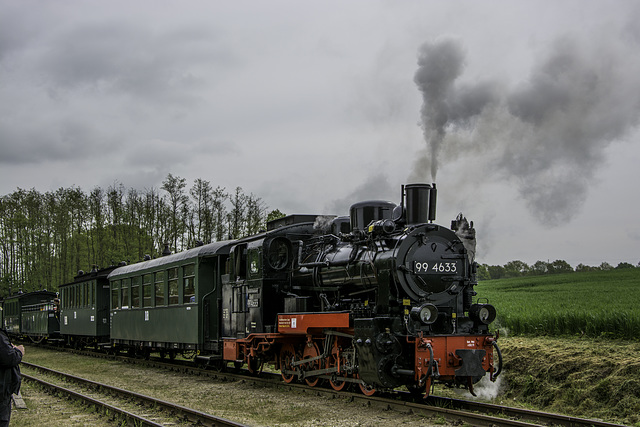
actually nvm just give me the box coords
[230,244,249,338]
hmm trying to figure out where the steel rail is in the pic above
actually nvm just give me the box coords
[22,373,165,427]
[424,395,629,427]
[22,362,248,427]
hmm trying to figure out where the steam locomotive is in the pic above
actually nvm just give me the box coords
[5,183,501,398]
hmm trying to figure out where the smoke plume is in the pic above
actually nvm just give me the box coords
[412,30,640,223]
[413,37,498,181]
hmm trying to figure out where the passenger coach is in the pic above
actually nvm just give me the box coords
[3,290,59,343]
[59,266,117,349]
[107,241,232,359]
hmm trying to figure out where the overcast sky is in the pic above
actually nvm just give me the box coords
[2,0,639,267]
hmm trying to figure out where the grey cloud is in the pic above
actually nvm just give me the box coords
[37,21,235,105]
[0,119,114,165]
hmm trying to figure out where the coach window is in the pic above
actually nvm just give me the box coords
[121,278,130,309]
[90,281,95,308]
[142,274,152,307]
[111,281,120,310]
[83,282,89,307]
[168,267,179,305]
[183,264,195,304]
[155,271,165,306]
[131,276,141,309]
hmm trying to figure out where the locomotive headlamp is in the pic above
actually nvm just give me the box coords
[469,303,497,325]
[410,303,438,325]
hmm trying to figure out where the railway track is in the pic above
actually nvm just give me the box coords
[25,346,628,427]
[21,361,248,427]
[114,355,627,427]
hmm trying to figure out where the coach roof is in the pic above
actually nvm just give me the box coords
[107,240,233,280]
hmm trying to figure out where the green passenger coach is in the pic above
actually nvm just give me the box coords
[107,241,232,358]
[3,290,59,342]
[59,266,117,348]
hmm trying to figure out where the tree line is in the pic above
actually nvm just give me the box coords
[0,174,282,297]
[477,259,639,281]
[3,175,636,296]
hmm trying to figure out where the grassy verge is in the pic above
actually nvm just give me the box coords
[497,336,640,426]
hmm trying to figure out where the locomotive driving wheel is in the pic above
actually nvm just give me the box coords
[302,342,322,387]
[329,374,347,391]
[279,344,297,384]
[357,375,376,396]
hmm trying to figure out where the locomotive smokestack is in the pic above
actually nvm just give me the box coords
[428,183,437,222]
[405,183,436,225]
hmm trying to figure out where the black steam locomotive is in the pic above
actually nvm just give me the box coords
[7,183,500,398]
[222,183,500,396]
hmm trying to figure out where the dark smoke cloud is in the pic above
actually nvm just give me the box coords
[413,30,640,224]
[412,37,498,181]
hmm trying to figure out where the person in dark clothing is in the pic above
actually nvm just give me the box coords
[0,329,24,427]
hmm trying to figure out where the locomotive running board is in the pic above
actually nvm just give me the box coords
[277,312,351,334]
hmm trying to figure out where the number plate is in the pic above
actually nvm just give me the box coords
[413,261,460,274]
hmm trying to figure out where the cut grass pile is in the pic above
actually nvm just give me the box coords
[477,269,640,339]
[498,336,640,426]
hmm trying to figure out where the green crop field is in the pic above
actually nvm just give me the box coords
[476,268,640,339]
